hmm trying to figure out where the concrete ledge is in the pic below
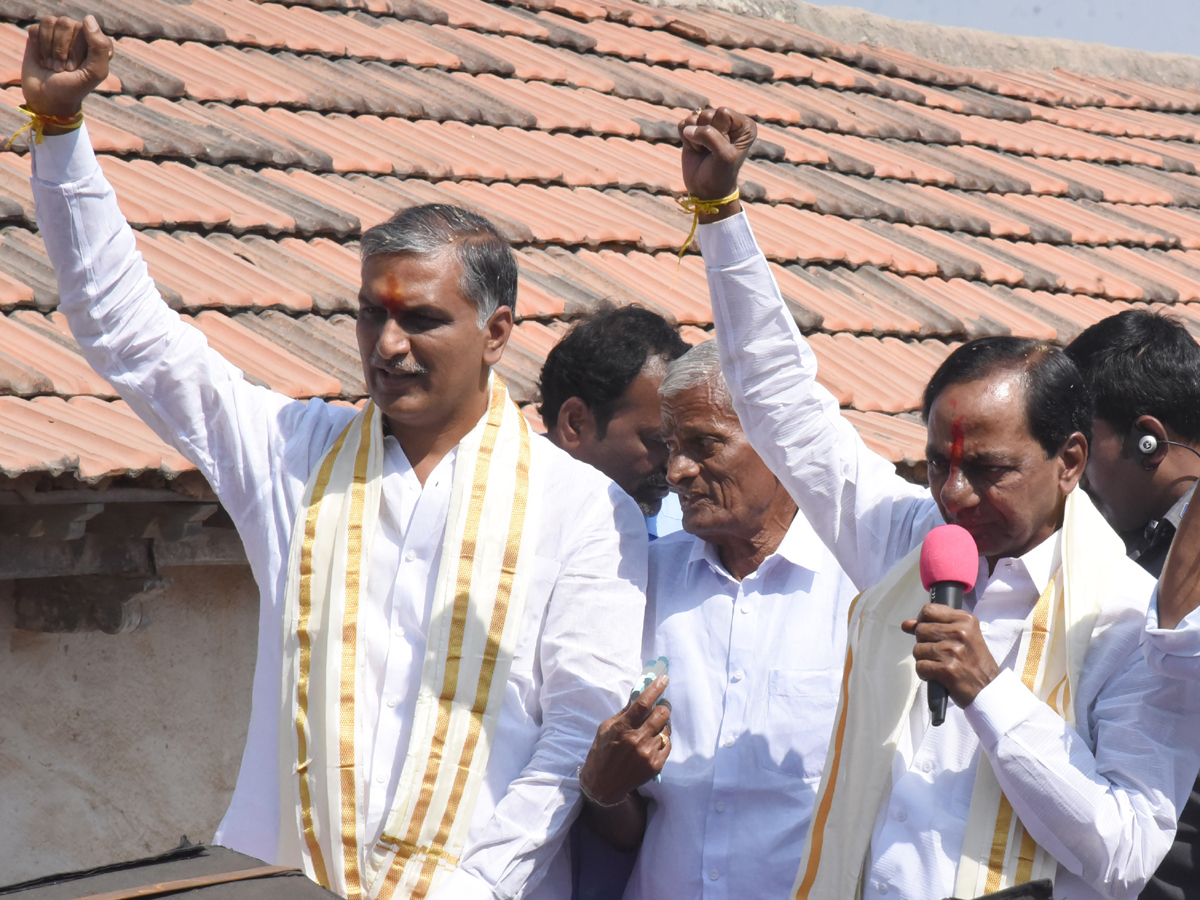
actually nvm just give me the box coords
[649,0,1200,89]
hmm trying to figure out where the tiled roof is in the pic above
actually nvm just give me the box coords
[3,0,1200,487]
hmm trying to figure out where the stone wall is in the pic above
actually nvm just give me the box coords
[0,565,258,883]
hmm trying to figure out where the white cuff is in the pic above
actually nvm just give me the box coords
[963,668,1040,752]
[697,211,760,268]
[426,866,493,900]
[29,122,97,186]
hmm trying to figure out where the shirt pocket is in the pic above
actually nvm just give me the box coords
[753,668,841,779]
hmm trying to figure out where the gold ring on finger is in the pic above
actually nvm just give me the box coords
[660,732,669,748]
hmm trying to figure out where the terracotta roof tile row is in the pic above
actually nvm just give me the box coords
[4,0,1200,482]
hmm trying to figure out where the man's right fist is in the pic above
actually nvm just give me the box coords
[22,15,114,122]
[678,107,757,209]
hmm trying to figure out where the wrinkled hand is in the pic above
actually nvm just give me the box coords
[678,107,757,212]
[578,674,671,807]
[22,15,113,121]
[902,605,1001,709]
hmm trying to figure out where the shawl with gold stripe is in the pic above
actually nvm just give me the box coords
[792,489,1121,900]
[276,377,540,900]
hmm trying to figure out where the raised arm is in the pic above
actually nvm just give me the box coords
[678,109,936,589]
[1144,487,1200,676]
[24,18,321,520]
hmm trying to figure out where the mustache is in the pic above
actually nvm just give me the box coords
[643,471,669,491]
[372,355,429,376]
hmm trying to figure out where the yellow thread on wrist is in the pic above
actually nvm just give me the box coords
[676,188,740,259]
[5,105,85,150]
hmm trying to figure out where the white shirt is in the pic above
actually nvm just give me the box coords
[646,491,683,540]
[696,211,1200,900]
[31,127,648,900]
[625,513,857,900]
[1145,599,1200,680]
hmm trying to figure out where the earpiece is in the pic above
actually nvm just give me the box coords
[1134,432,1159,460]
[1130,427,1200,467]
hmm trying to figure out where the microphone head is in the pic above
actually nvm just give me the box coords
[920,524,979,591]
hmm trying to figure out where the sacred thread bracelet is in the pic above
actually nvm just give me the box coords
[5,105,85,149]
[676,188,741,258]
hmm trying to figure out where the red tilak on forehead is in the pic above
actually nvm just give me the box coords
[376,272,407,313]
[950,417,966,469]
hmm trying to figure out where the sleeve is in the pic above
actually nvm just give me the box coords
[965,656,1200,898]
[435,483,648,900]
[30,126,305,521]
[697,211,939,590]
[1143,590,1200,679]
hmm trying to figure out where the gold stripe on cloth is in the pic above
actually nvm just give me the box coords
[984,576,1057,893]
[296,420,355,889]
[338,407,376,900]
[1015,825,1038,884]
[379,381,510,897]
[794,591,866,900]
[410,412,533,900]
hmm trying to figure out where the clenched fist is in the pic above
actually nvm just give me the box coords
[678,107,757,221]
[22,15,114,126]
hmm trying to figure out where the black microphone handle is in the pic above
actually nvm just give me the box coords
[927,581,965,727]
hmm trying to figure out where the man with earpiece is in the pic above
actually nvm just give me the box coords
[1067,309,1200,900]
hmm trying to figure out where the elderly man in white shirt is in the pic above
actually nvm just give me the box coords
[572,340,857,899]
[678,107,1200,900]
[23,20,645,900]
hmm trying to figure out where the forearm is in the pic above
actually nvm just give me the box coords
[698,212,933,587]
[581,792,647,853]
[1156,488,1200,630]
[966,669,1198,897]
[30,126,294,506]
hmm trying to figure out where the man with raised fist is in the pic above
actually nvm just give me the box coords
[21,16,647,900]
[679,107,1200,900]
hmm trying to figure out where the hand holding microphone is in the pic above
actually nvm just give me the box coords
[904,524,999,726]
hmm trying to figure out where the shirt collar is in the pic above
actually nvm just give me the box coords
[685,511,825,580]
[1009,528,1061,595]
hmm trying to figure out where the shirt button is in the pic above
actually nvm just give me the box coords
[376,774,385,784]
[722,735,735,748]
[979,622,990,634]
[709,870,719,881]
[739,605,751,615]
[394,626,406,639]
[879,883,889,895]
[730,670,744,683]
[715,802,726,812]
[386,697,398,708]
[896,810,907,822]
[922,761,933,773]
[404,550,416,562]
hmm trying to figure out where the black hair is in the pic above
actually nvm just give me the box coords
[922,336,1093,457]
[538,304,690,435]
[1066,309,1200,443]
[361,204,517,325]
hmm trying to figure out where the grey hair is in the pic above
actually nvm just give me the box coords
[660,340,733,411]
[360,204,518,327]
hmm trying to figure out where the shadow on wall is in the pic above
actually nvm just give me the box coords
[0,565,259,882]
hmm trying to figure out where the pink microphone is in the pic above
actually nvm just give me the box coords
[919,524,979,726]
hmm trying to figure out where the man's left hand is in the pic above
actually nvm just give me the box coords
[902,604,1001,708]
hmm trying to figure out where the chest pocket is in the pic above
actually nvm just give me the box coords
[753,668,841,779]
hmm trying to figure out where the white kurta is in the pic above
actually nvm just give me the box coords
[31,127,648,900]
[696,211,1200,900]
[1145,601,1200,680]
[626,513,857,900]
